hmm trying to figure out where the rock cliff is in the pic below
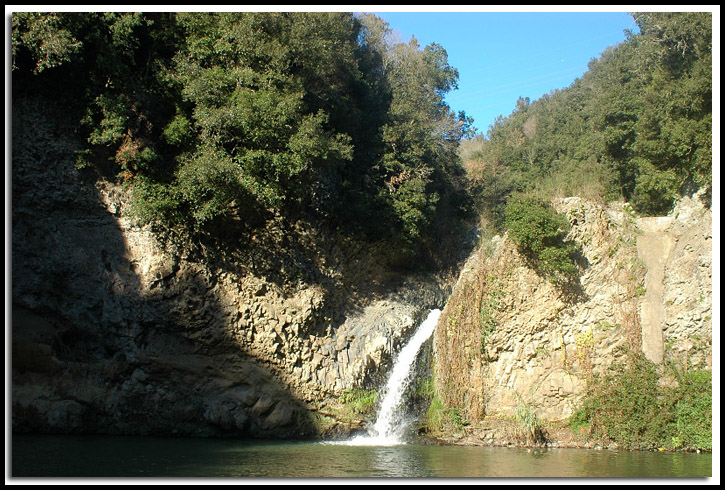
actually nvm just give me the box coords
[433,192,712,429]
[11,96,712,443]
[11,98,452,439]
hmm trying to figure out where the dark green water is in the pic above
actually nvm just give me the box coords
[11,434,712,479]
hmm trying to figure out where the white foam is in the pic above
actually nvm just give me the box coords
[335,309,441,446]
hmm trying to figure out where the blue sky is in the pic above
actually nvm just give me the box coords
[367,10,639,135]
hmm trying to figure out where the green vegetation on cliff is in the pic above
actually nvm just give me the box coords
[461,12,712,222]
[13,11,712,450]
[12,11,711,262]
[571,353,712,451]
[12,11,473,266]
[429,13,711,450]
[503,196,578,281]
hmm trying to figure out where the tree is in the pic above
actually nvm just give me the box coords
[170,12,358,226]
[376,36,472,250]
[13,12,184,178]
[465,12,712,218]
[12,12,82,73]
[12,11,474,263]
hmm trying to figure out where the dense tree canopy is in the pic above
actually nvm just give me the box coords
[13,11,712,266]
[461,12,712,221]
[12,11,473,263]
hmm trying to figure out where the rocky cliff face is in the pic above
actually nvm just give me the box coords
[11,98,452,439]
[11,97,712,442]
[434,192,712,425]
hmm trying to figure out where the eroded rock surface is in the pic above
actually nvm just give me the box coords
[11,99,451,438]
[434,194,712,423]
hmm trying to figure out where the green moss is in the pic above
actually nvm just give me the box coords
[426,395,467,434]
[339,388,379,416]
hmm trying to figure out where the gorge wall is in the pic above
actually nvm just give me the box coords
[434,191,712,426]
[11,98,452,439]
[11,97,712,442]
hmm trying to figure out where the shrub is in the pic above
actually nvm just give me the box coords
[667,368,712,450]
[514,400,546,444]
[504,196,578,280]
[426,395,467,434]
[571,354,712,450]
[631,160,680,216]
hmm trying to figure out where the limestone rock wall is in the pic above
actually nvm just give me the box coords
[11,98,449,439]
[653,192,713,370]
[434,194,712,422]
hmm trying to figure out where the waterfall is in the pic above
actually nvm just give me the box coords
[344,308,441,446]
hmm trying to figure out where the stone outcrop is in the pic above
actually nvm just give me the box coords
[11,96,712,442]
[434,193,712,423]
[647,192,713,370]
[11,98,451,438]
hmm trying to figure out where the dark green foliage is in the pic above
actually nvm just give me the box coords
[161,113,192,147]
[631,160,680,215]
[12,12,186,181]
[12,12,471,263]
[575,355,664,448]
[12,12,83,73]
[172,12,357,212]
[668,369,712,450]
[503,196,578,280]
[463,12,711,218]
[572,354,712,450]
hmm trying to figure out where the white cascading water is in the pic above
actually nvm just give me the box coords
[343,308,441,446]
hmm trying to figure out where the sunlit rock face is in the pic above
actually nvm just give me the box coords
[13,97,710,440]
[11,98,452,439]
[434,194,712,423]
